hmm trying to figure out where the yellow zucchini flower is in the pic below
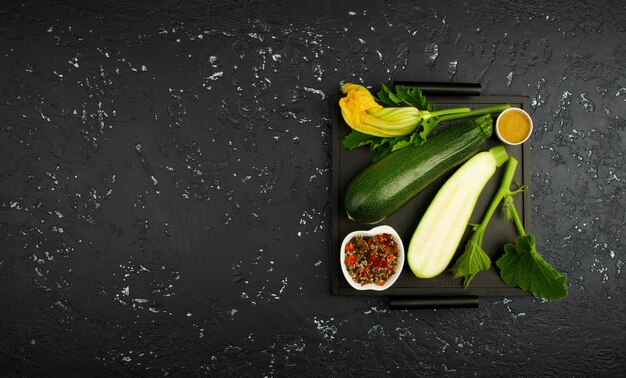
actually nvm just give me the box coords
[339,83,421,137]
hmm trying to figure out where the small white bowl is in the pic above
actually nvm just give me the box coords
[340,225,405,291]
[495,107,533,145]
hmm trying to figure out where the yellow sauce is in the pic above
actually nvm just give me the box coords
[498,110,531,144]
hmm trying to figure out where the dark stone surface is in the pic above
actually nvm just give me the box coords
[1,0,624,376]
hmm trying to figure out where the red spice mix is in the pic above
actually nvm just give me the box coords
[344,233,399,286]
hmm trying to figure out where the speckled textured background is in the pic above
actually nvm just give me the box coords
[1,0,624,376]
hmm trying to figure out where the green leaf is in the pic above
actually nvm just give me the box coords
[370,130,427,162]
[496,234,568,301]
[449,233,492,288]
[342,127,427,163]
[342,130,378,150]
[342,131,405,163]
[419,118,438,140]
[375,84,435,111]
[376,85,393,107]
[390,131,425,151]
[342,131,390,150]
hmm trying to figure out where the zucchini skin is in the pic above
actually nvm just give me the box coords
[344,115,493,224]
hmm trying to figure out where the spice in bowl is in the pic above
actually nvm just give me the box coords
[340,225,405,291]
[344,233,399,286]
[496,108,533,145]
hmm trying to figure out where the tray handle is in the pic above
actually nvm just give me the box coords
[393,81,482,96]
[389,295,479,310]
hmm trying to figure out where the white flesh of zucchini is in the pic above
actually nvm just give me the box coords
[407,150,503,279]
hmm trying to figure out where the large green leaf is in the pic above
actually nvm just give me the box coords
[496,234,568,301]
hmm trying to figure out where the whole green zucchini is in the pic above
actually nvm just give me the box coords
[344,114,494,224]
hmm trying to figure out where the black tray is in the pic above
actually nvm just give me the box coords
[330,83,531,305]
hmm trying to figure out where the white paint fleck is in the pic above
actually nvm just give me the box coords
[578,93,595,112]
[506,71,514,87]
[302,86,326,100]
[247,32,263,41]
[207,72,223,80]
[560,91,572,108]
[376,50,383,61]
[364,306,387,314]
[313,317,337,342]
[312,62,323,81]
[37,108,51,122]
[279,277,288,294]
[368,324,384,336]
[448,61,458,77]
[424,43,439,67]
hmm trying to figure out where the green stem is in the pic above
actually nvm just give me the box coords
[476,192,503,234]
[429,107,471,118]
[507,197,527,236]
[433,104,511,124]
[476,156,518,231]
[494,157,527,236]
[498,156,519,196]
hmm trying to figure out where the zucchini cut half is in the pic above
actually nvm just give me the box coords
[407,146,509,279]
